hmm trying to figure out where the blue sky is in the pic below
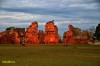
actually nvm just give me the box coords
[0,0,100,36]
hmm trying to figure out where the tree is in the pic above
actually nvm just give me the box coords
[6,27,16,31]
[94,23,100,40]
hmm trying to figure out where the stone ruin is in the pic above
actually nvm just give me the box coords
[63,25,75,44]
[25,22,39,44]
[63,24,94,44]
[38,30,45,44]
[44,21,60,44]
[0,28,25,44]
[0,21,95,45]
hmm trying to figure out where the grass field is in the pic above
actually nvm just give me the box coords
[0,44,100,66]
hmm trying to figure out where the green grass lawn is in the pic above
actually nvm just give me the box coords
[0,44,100,66]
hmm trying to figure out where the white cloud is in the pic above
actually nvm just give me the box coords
[1,0,99,9]
[0,10,69,26]
[0,0,99,31]
[0,11,34,20]
[38,22,46,25]
[0,10,99,27]
[0,10,68,21]
[0,21,30,26]
[68,3,99,9]
[0,0,50,8]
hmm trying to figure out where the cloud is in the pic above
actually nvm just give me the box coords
[0,0,54,8]
[0,10,99,27]
[0,21,30,26]
[68,3,100,9]
[0,10,69,22]
[0,0,100,35]
[0,0,100,9]
[0,10,34,20]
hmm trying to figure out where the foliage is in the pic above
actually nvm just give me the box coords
[94,23,100,40]
[6,27,16,31]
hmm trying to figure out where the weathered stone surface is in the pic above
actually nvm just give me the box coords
[74,29,93,44]
[25,22,39,44]
[15,28,25,44]
[0,28,25,44]
[63,25,93,44]
[0,21,94,45]
[63,25,75,44]
[38,30,45,44]
[44,21,60,44]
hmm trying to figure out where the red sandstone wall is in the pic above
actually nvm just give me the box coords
[38,30,45,44]
[63,25,94,44]
[44,21,60,44]
[0,28,24,44]
[25,22,39,44]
